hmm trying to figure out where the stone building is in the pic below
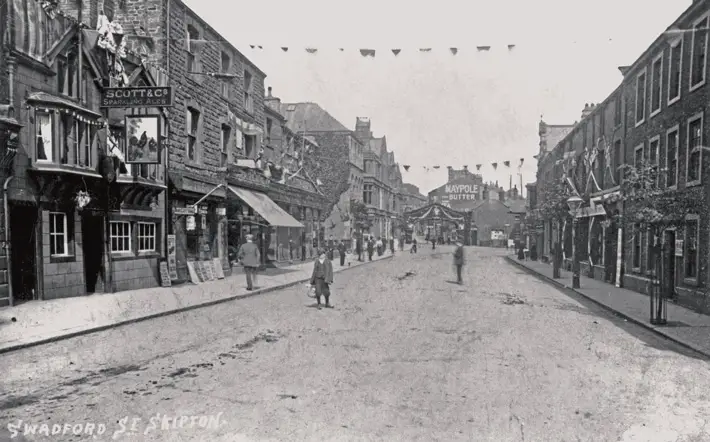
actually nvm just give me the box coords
[400,183,427,212]
[1,0,168,304]
[280,102,365,241]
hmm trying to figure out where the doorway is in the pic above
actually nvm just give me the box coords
[82,214,105,293]
[663,230,677,300]
[10,205,38,302]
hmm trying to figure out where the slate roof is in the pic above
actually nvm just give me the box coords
[279,103,350,133]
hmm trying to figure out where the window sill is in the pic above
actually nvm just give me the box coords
[185,160,207,170]
[634,118,645,128]
[50,254,76,263]
[111,252,135,261]
[683,277,699,287]
[689,80,705,93]
[686,179,702,188]
[137,251,161,259]
[667,184,678,191]
[667,95,681,107]
[632,267,642,274]
[649,108,661,119]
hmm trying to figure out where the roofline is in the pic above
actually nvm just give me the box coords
[176,0,267,78]
[622,0,705,80]
[264,105,285,120]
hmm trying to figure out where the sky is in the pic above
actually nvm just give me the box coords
[184,0,690,195]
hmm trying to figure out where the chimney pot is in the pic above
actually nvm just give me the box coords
[267,86,272,97]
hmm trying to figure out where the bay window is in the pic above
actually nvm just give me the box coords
[35,112,53,162]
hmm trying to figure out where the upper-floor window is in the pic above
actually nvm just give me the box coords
[666,126,679,188]
[57,48,78,98]
[635,69,647,125]
[35,111,53,162]
[687,113,703,184]
[74,120,93,167]
[649,136,660,186]
[220,124,231,166]
[186,24,201,73]
[363,184,373,204]
[668,37,683,104]
[690,15,708,90]
[186,107,201,162]
[220,51,231,98]
[614,95,622,127]
[583,123,588,148]
[650,53,663,116]
[244,70,254,114]
[266,118,273,145]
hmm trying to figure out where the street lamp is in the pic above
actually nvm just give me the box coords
[566,195,583,289]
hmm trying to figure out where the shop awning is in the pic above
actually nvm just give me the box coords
[228,186,304,228]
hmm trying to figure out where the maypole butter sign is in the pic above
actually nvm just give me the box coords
[444,184,479,201]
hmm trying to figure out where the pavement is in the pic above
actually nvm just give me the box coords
[507,255,710,358]
[0,250,393,354]
[2,245,710,441]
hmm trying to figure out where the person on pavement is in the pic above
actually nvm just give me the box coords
[389,238,395,254]
[367,238,374,261]
[338,240,346,266]
[453,241,465,284]
[376,237,383,256]
[237,234,260,291]
[411,237,418,254]
[431,237,436,250]
[356,236,363,262]
[310,248,334,309]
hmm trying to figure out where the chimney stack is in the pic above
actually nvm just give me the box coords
[267,86,272,97]
[581,103,595,120]
[264,86,281,112]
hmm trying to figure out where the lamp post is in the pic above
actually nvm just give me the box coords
[566,195,583,289]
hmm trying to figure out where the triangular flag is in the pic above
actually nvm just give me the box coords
[504,161,510,167]
[433,165,440,169]
[403,165,410,171]
[339,48,344,52]
[492,162,498,170]
[281,47,288,52]
[250,45,255,49]
[360,49,375,57]
[305,48,317,54]
[392,49,401,56]
[476,164,482,171]
[419,48,431,52]
[450,48,458,55]
[257,46,263,49]
[508,44,516,50]
[477,46,491,52]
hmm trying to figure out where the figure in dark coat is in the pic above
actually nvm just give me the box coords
[310,248,334,308]
[338,241,346,266]
[453,241,465,284]
[432,238,437,250]
[356,237,363,262]
[410,238,418,254]
[389,238,395,254]
[367,238,374,261]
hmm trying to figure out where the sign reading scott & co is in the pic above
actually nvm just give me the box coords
[100,87,173,108]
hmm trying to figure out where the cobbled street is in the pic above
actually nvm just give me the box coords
[2,246,710,442]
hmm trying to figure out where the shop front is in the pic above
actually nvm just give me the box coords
[226,185,304,265]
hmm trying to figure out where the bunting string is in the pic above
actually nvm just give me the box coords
[401,158,529,173]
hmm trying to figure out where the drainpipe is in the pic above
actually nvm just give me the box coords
[4,176,14,306]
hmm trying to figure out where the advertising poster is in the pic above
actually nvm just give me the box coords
[167,234,178,280]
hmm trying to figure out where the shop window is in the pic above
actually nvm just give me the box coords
[35,111,53,162]
[49,212,70,256]
[137,222,156,252]
[684,217,699,280]
[110,221,131,253]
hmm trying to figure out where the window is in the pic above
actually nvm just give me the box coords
[687,114,703,184]
[49,212,69,256]
[632,224,641,269]
[668,38,683,103]
[186,24,200,72]
[266,118,272,145]
[73,120,91,166]
[583,123,588,148]
[186,107,200,162]
[690,16,708,89]
[613,140,622,184]
[57,50,78,98]
[60,114,71,164]
[684,217,699,280]
[634,143,644,169]
[635,70,647,125]
[645,228,658,274]
[649,137,660,182]
[220,51,231,98]
[666,127,679,187]
[109,126,132,176]
[110,221,131,253]
[614,95,622,127]
[35,112,53,162]
[244,134,255,158]
[244,70,254,113]
[137,222,156,252]
[363,184,373,204]
[650,54,663,115]
[220,124,231,166]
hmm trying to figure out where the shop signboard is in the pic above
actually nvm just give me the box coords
[174,207,197,215]
[100,86,173,108]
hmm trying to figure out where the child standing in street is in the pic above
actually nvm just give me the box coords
[310,248,334,309]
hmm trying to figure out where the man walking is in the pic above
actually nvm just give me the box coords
[237,234,261,291]
[410,237,418,254]
[389,237,395,255]
[453,240,465,284]
[367,237,374,261]
[356,235,363,262]
[431,237,436,250]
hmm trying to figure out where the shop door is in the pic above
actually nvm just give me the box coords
[10,205,38,302]
[82,214,105,293]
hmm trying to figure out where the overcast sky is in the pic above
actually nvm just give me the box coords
[184,0,689,194]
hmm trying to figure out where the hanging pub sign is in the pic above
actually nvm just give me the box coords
[100,87,173,108]
[124,115,161,164]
